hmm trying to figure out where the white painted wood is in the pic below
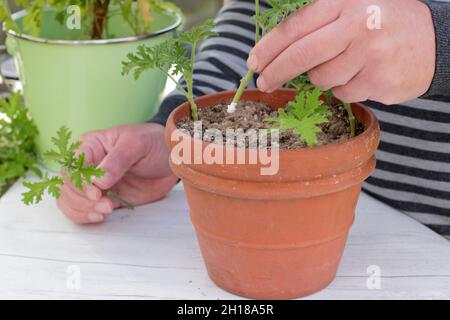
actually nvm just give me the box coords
[0,180,449,300]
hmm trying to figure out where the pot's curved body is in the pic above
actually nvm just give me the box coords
[6,7,181,170]
[166,89,380,299]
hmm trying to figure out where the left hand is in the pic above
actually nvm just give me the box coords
[248,0,436,105]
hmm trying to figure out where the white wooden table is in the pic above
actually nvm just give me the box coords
[0,181,449,300]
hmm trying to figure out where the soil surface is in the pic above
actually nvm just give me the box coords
[177,101,363,149]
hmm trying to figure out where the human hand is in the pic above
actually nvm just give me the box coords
[57,123,178,224]
[249,0,436,104]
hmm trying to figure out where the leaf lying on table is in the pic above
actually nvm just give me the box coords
[21,126,104,205]
[0,93,40,197]
[266,88,331,147]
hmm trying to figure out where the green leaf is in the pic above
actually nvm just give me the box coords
[0,92,39,196]
[122,19,217,119]
[68,152,104,190]
[255,0,315,33]
[22,175,64,205]
[289,74,315,92]
[122,39,189,80]
[178,19,217,46]
[50,126,71,156]
[122,19,217,81]
[266,88,331,146]
[21,126,105,204]
[43,126,82,168]
[0,0,19,33]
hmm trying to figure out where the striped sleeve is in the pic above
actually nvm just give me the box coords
[151,0,267,126]
[363,98,450,241]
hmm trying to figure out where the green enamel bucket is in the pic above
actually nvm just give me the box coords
[6,7,182,170]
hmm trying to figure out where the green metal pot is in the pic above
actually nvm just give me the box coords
[6,8,181,170]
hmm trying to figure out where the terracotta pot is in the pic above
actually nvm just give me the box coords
[165,89,380,299]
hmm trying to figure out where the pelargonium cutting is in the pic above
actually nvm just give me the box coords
[20,126,134,208]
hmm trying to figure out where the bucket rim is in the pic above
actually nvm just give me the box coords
[5,9,182,46]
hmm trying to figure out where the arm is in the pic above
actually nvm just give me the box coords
[422,0,450,100]
[249,0,444,104]
[151,0,269,126]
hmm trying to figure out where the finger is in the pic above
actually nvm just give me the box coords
[94,135,141,190]
[307,44,365,91]
[61,167,103,202]
[72,132,108,200]
[76,132,107,167]
[332,69,372,103]
[257,17,356,92]
[111,174,179,206]
[60,185,114,215]
[249,0,343,72]
[57,198,105,224]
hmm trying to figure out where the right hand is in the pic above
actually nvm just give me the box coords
[57,123,179,224]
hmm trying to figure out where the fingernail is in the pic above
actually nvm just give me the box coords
[247,53,258,71]
[86,187,101,201]
[75,148,92,164]
[94,171,112,189]
[95,201,113,214]
[88,212,104,223]
[257,76,269,92]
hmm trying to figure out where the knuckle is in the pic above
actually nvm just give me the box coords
[332,86,352,103]
[103,162,121,179]
[378,96,396,105]
[307,69,320,84]
[66,209,88,224]
[58,204,82,224]
[71,216,88,225]
[308,69,330,91]
[123,132,147,157]
[80,131,99,143]
[283,13,303,39]
[290,43,311,69]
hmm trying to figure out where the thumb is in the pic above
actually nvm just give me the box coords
[75,145,94,165]
[73,136,104,201]
[93,136,139,190]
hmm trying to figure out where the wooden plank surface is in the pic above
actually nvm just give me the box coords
[0,181,449,300]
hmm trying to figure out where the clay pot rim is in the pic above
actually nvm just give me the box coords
[167,88,378,154]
